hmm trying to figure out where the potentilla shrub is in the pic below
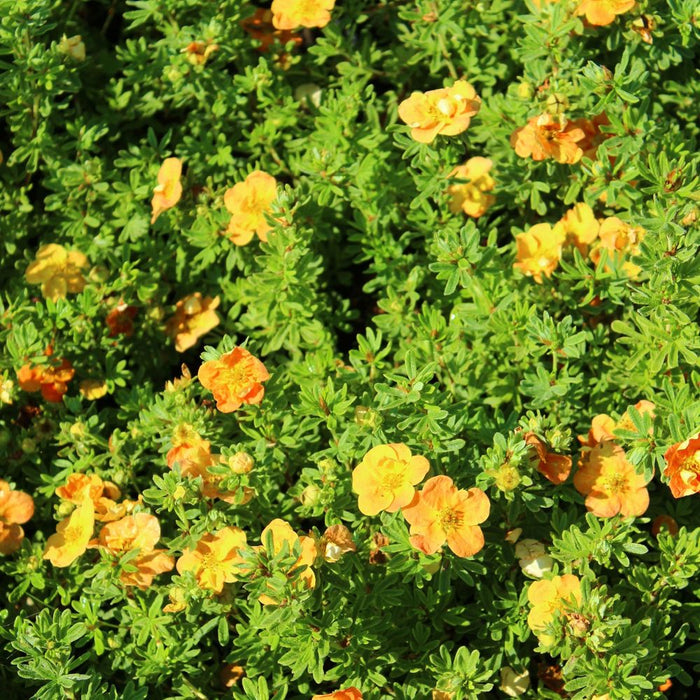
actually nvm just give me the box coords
[0,0,698,698]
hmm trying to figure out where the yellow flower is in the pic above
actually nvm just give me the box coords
[352,443,430,516]
[224,171,278,246]
[0,375,14,405]
[527,574,582,645]
[559,202,600,254]
[164,293,221,352]
[513,222,566,283]
[79,379,108,400]
[151,157,183,224]
[500,667,530,697]
[43,496,95,567]
[576,0,635,26]
[271,0,336,30]
[176,526,248,593]
[447,157,496,218]
[25,244,88,301]
[589,216,645,277]
[183,40,219,66]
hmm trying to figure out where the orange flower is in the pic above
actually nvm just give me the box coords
[176,526,248,593]
[17,355,75,403]
[575,0,635,26]
[447,157,496,218]
[559,203,599,254]
[574,441,650,517]
[527,574,582,644]
[614,400,655,433]
[352,443,430,516]
[151,157,183,224]
[43,496,95,567]
[590,216,645,277]
[510,113,585,164]
[0,480,34,554]
[165,293,221,352]
[312,688,363,700]
[94,513,174,588]
[241,9,303,52]
[106,303,138,337]
[513,222,566,283]
[271,0,336,30]
[257,518,317,604]
[663,432,700,498]
[524,433,572,484]
[578,414,616,447]
[224,171,278,246]
[398,80,481,144]
[402,476,490,558]
[183,40,219,66]
[25,243,88,301]
[198,346,270,413]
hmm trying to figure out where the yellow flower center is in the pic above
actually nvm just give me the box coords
[439,507,463,533]
[680,452,700,476]
[380,461,406,490]
[602,473,629,494]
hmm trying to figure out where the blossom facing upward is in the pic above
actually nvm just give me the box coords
[513,222,566,283]
[257,518,317,604]
[524,433,572,485]
[510,113,585,164]
[151,157,183,224]
[447,157,496,218]
[312,688,363,700]
[55,473,135,523]
[398,80,481,144]
[224,171,278,246]
[0,480,35,555]
[402,475,490,558]
[271,0,336,30]
[576,0,636,26]
[198,346,270,413]
[17,354,75,403]
[94,513,174,588]
[165,293,221,352]
[25,244,88,301]
[43,496,95,567]
[176,526,248,593]
[663,432,700,498]
[352,443,430,516]
[574,441,650,517]
[527,574,582,645]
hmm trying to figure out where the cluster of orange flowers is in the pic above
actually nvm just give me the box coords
[514,202,645,283]
[0,480,34,554]
[352,443,490,558]
[42,473,173,588]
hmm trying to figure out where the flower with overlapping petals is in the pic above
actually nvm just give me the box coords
[165,293,221,352]
[352,443,430,516]
[271,0,336,30]
[44,496,95,567]
[198,347,270,413]
[176,526,248,593]
[510,114,585,164]
[663,432,700,498]
[402,475,490,558]
[576,0,635,26]
[447,157,496,218]
[25,244,88,301]
[527,574,582,645]
[398,80,481,144]
[312,688,363,700]
[224,171,278,246]
[513,222,566,283]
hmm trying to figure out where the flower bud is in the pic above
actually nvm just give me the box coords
[294,82,322,108]
[299,484,321,507]
[494,464,521,492]
[228,451,254,474]
[21,438,36,454]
